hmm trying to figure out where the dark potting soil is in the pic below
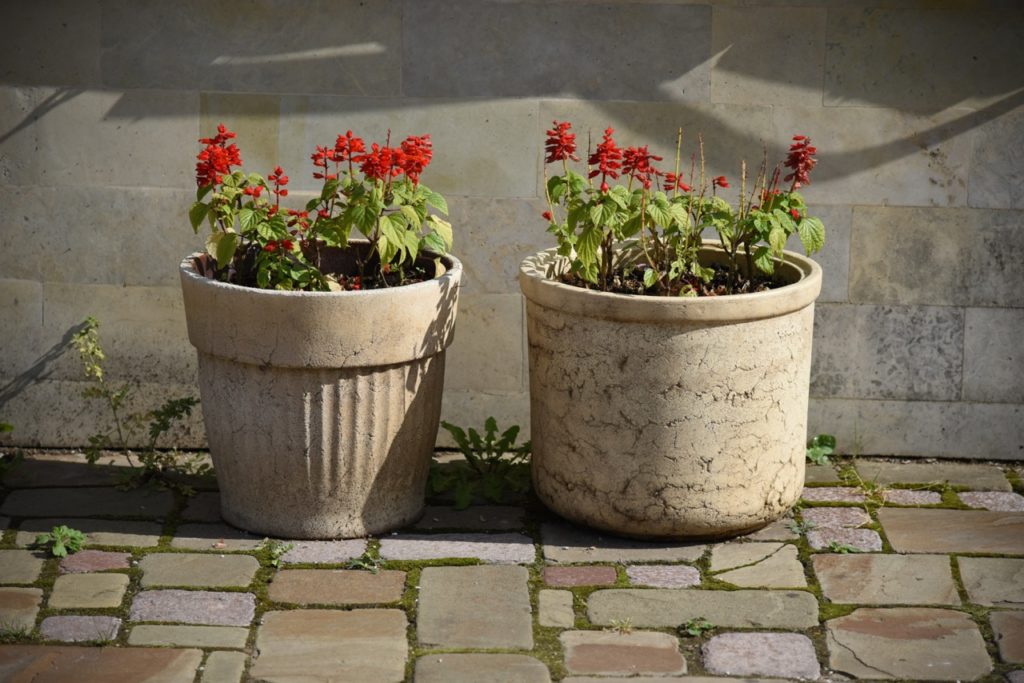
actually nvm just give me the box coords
[559,263,781,297]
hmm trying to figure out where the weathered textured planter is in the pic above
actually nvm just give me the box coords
[179,248,461,539]
[520,243,821,540]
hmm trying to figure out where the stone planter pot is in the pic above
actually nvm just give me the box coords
[179,247,461,539]
[519,243,821,540]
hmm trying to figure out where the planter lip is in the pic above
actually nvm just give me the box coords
[519,242,822,323]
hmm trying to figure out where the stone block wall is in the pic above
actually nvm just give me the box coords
[1,1,1021,458]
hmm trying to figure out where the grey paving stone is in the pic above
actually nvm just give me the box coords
[139,553,259,588]
[49,572,128,608]
[16,518,162,547]
[801,507,870,529]
[0,587,41,632]
[541,521,704,564]
[958,557,1024,608]
[588,589,819,629]
[0,549,45,583]
[128,624,249,649]
[202,651,247,683]
[0,486,174,518]
[0,645,203,682]
[379,532,535,564]
[745,518,798,541]
[268,569,406,605]
[800,486,865,503]
[413,505,525,531]
[59,549,131,574]
[414,654,552,683]
[538,589,574,628]
[251,609,407,683]
[855,461,1011,491]
[181,492,221,522]
[0,453,129,487]
[703,632,819,679]
[561,630,685,676]
[280,539,366,564]
[563,679,771,683]
[129,590,256,626]
[40,615,121,643]
[991,611,1024,664]
[827,607,992,680]
[804,464,842,484]
[814,554,960,605]
[170,524,263,551]
[807,527,882,552]
[882,489,943,505]
[879,509,1024,554]
[418,565,532,649]
[710,543,806,588]
[626,565,701,588]
[960,491,1024,512]
[1008,670,1024,683]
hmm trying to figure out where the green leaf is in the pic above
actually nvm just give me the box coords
[320,178,340,201]
[422,231,447,255]
[647,202,671,227]
[428,216,454,250]
[239,207,259,233]
[400,204,422,229]
[424,189,448,215]
[206,231,240,269]
[547,176,567,203]
[589,202,604,227]
[753,246,775,275]
[768,224,787,256]
[196,184,214,202]
[403,227,421,262]
[797,216,825,255]
[379,217,405,255]
[643,268,658,289]
[189,202,209,233]
[453,479,473,510]
[576,225,602,268]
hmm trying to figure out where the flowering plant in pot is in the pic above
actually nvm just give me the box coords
[179,125,461,539]
[521,121,824,540]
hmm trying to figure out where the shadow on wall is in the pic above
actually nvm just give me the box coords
[0,321,87,414]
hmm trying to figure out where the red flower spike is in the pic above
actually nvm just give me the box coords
[334,131,366,162]
[790,208,800,220]
[399,134,433,186]
[544,121,579,164]
[663,172,692,193]
[195,124,243,188]
[784,135,817,189]
[622,145,663,189]
[588,128,623,182]
[712,175,729,189]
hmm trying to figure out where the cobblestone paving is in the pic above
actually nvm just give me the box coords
[0,453,1022,681]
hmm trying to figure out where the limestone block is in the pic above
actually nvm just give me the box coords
[963,308,1024,403]
[0,279,42,378]
[825,6,1024,109]
[0,0,101,86]
[849,206,1024,306]
[403,1,710,101]
[99,0,402,95]
[970,107,1024,210]
[444,294,524,393]
[809,398,1024,460]
[802,205,850,303]
[437,389,530,448]
[0,87,197,189]
[537,100,772,200]
[810,303,963,401]
[199,93,281,183]
[770,105,972,207]
[278,95,538,197]
[711,6,825,106]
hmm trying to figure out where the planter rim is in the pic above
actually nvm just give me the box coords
[519,241,821,323]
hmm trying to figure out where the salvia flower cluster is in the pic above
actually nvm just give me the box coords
[189,124,452,291]
[542,121,825,295]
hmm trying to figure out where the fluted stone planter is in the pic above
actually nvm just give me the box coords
[179,247,461,539]
[520,243,821,540]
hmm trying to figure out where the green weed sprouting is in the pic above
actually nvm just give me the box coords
[430,417,531,509]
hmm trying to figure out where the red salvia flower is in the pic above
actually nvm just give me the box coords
[784,135,817,189]
[622,145,663,190]
[542,210,553,222]
[355,143,404,182]
[333,131,366,162]
[399,134,433,186]
[195,124,242,188]
[663,172,692,193]
[544,121,579,164]
[712,175,729,189]
[588,127,623,192]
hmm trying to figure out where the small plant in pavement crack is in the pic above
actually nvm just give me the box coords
[346,551,383,574]
[678,616,715,637]
[806,433,836,466]
[261,539,295,568]
[430,417,531,509]
[826,541,860,554]
[34,525,86,558]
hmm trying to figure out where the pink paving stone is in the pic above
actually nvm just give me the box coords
[1010,671,1024,683]
[801,507,870,529]
[959,491,1024,512]
[279,539,367,564]
[378,533,535,563]
[0,646,203,683]
[626,565,701,588]
[129,590,255,626]
[561,630,686,676]
[544,566,617,587]
[40,615,121,642]
[59,550,131,574]
[883,489,943,505]
[807,527,882,552]
[801,486,865,503]
[703,632,820,679]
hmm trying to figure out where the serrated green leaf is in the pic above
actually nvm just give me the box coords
[422,231,447,255]
[753,246,775,275]
[189,202,209,233]
[798,216,825,254]
[547,176,567,203]
[428,216,453,251]
[576,225,601,268]
[589,202,604,227]
[403,227,420,262]
[400,204,422,228]
[768,224,787,256]
[425,189,448,215]
[196,184,214,202]
[647,202,671,226]
[380,217,405,254]
[239,207,259,233]
[643,268,658,289]
[206,231,240,269]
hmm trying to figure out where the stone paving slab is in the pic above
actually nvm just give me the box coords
[59,549,131,574]
[170,523,263,551]
[826,607,992,680]
[804,464,842,484]
[49,572,128,608]
[710,542,807,588]
[801,507,871,529]
[543,565,617,587]
[538,589,574,628]
[588,589,819,629]
[16,518,163,547]
[563,679,773,683]
[991,610,1024,663]
[279,539,366,564]
[418,565,533,649]
[379,532,535,563]
[541,521,705,564]
[882,488,943,505]
[414,653,552,683]
[561,630,686,676]
[702,632,819,679]
[128,624,249,649]
[0,549,45,583]
[40,615,121,643]
[0,645,203,683]
[129,590,255,626]
[814,553,960,605]
[879,508,1024,554]
[806,527,883,552]
[800,486,865,503]
[958,557,1024,607]
[180,492,222,522]
[251,609,407,683]
[626,564,701,588]
[413,505,525,531]
[855,460,1011,491]
[744,518,798,541]
[0,587,41,631]
[202,651,247,683]
[0,453,131,488]
[139,553,259,588]
[960,490,1024,512]
[0,487,174,518]
[268,569,406,605]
